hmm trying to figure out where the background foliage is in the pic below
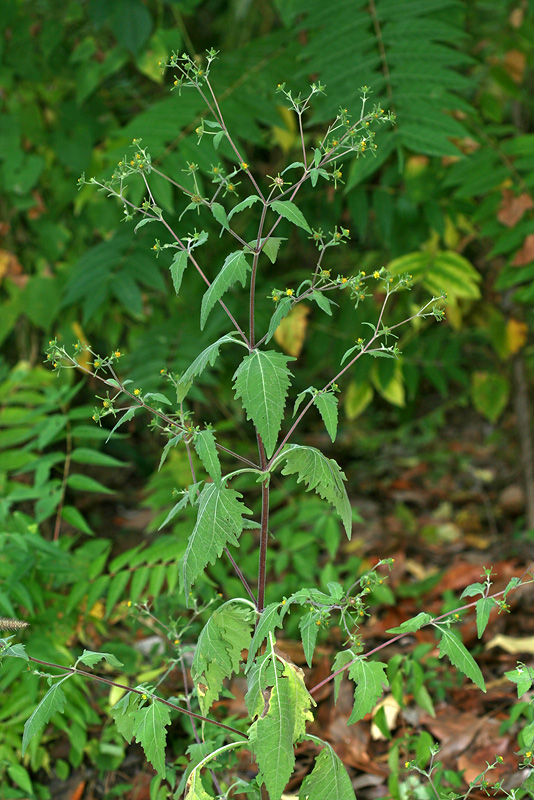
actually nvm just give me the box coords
[1,0,533,797]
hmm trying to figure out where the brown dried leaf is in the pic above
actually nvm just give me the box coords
[274,303,309,357]
[512,234,534,266]
[498,190,534,227]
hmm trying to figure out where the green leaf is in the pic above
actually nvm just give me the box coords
[170,250,188,296]
[227,194,261,221]
[436,625,486,691]
[193,428,222,486]
[471,372,510,423]
[276,445,351,537]
[310,290,335,316]
[180,333,244,386]
[22,679,69,755]
[475,597,494,638]
[346,659,388,724]
[505,665,534,697]
[159,432,185,471]
[182,483,252,595]
[246,603,283,671]
[314,392,338,442]
[261,237,285,264]
[271,200,311,233]
[211,202,229,231]
[299,611,321,668]
[460,582,486,599]
[77,650,124,669]
[185,770,215,800]
[61,505,94,535]
[386,612,433,634]
[133,698,172,777]
[233,350,295,458]
[192,603,254,716]
[67,474,114,494]
[301,736,356,800]
[110,692,139,743]
[158,492,191,531]
[265,296,293,344]
[70,448,126,467]
[249,658,314,800]
[105,406,139,443]
[200,251,251,329]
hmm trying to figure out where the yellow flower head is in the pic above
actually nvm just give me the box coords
[134,388,141,396]
[286,288,294,296]
[114,350,121,357]
[373,271,380,279]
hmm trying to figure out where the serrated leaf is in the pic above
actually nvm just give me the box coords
[110,692,139,743]
[185,770,215,800]
[192,603,254,716]
[105,406,138,443]
[505,666,534,697]
[331,650,357,703]
[182,484,251,596]
[311,290,335,316]
[299,611,320,668]
[346,659,388,724]
[233,350,295,458]
[475,597,494,638]
[227,194,261,221]
[246,603,283,671]
[22,679,69,755]
[436,625,486,691]
[211,202,229,231]
[78,650,124,669]
[314,392,338,442]
[134,217,157,233]
[200,251,251,329]
[170,250,188,296]
[249,659,314,800]
[300,736,356,800]
[271,200,311,233]
[180,333,244,386]
[386,612,433,635]
[277,445,351,537]
[133,698,172,776]
[143,392,172,406]
[193,429,222,486]
[265,297,293,344]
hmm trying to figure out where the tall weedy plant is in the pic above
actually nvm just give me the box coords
[3,51,534,800]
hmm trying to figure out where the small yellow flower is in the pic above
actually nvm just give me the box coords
[135,153,141,159]
[361,271,366,276]
[139,162,144,168]
[332,139,339,146]
[92,415,97,421]
[114,350,121,357]
[286,288,294,296]
[174,79,178,86]
[174,639,180,645]
[213,166,219,173]
[405,762,410,769]
[373,271,380,279]
[241,162,249,170]
[160,368,166,374]
[454,613,460,619]
[357,338,363,343]
[142,693,147,700]
[134,388,141,396]
[526,752,532,758]
[227,183,235,192]
[341,277,348,284]
[127,600,132,607]
[130,160,135,166]
[316,620,321,626]
[103,400,110,408]
[94,360,101,368]
[273,295,279,302]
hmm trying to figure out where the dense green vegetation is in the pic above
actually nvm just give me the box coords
[1,1,533,798]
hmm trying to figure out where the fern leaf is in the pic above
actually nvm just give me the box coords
[182,483,252,595]
[276,444,351,537]
[233,350,295,458]
[200,250,251,329]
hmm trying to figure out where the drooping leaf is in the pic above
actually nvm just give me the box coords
[249,659,314,800]
[192,603,254,716]
[314,391,338,442]
[170,250,188,296]
[246,603,283,671]
[200,251,251,329]
[193,428,222,485]
[300,736,356,800]
[265,296,293,344]
[182,483,252,595]
[276,445,351,537]
[110,689,139,743]
[133,698,172,777]
[299,611,321,668]
[77,650,124,669]
[346,658,389,724]
[228,194,261,221]
[211,202,229,231]
[436,625,486,691]
[158,491,191,531]
[386,612,433,634]
[179,333,244,386]
[22,679,69,755]
[475,597,494,639]
[310,290,336,316]
[158,432,185,471]
[66,474,114,494]
[271,200,312,233]
[185,770,215,800]
[233,350,295,458]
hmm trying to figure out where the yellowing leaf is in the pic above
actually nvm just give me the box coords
[371,362,405,407]
[485,634,534,654]
[506,318,528,354]
[271,105,298,153]
[344,380,373,420]
[273,304,309,357]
